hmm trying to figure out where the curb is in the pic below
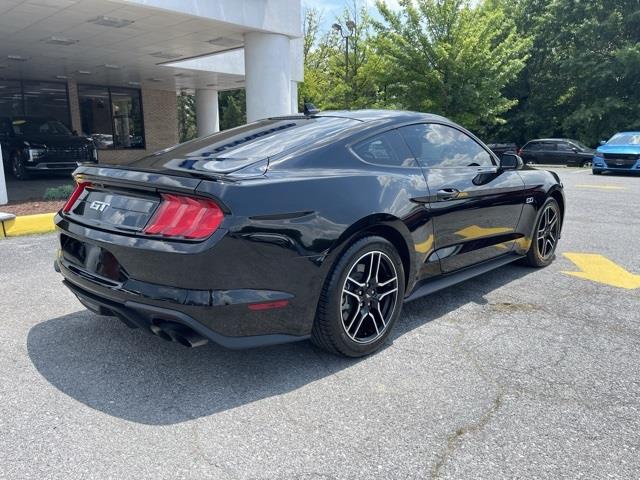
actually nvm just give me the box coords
[0,212,56,238]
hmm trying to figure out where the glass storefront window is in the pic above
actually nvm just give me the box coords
[0,80,23,120]
[23,81,71,127]
[79,85,145,149]
[0,79,71,128]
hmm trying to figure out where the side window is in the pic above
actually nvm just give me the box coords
[541,142,557,151]
[557,142,573,151]
[398,123,493,168]
[352,129,417,167]
[525,142,541,151]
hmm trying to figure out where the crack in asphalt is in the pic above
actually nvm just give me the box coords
[430,391,505,479]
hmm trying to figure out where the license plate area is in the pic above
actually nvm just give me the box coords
[70,187,159,232]
[60,234,128,284]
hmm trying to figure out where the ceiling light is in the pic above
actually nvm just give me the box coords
[150,51,183,60]
[7,55,28,61]
[89,16,134,28]
[55,75,68,80]
[207,37,240,47]
[43,36,78,46]
[77,70,92,75]
[128,81,140,86]
[103,64,120,69]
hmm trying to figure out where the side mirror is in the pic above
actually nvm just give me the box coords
[500,152,523,170]
[599,140,607,146]
[572,147,579,153]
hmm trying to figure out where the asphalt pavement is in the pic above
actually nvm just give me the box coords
[0,168,639,479]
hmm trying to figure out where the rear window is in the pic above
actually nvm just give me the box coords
[129,116,360,174]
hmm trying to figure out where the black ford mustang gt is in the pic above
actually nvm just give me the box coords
[55,110,565,357]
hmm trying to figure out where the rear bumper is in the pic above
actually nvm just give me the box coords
[56,258,309,349]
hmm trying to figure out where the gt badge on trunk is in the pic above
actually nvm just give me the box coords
[89,200,110,212]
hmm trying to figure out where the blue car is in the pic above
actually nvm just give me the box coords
[592,131,640,175]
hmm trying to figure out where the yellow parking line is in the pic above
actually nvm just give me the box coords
[562,253,640,290]
[575,184,626,190]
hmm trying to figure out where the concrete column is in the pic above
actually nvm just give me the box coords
[195,89,219,137]
[290,81,298,114]
[0,148,7,205]
[67,80,82,134]
[244,32,291,122]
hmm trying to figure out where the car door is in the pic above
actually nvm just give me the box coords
[555,141,576,165]
[398,123,525,273]
[538,141,559,164]
[521,141,541,164]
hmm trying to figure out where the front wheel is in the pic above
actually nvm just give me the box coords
[311,236,405,357]
[592,169,603,175]
[523,198,561,267]
[11,153,30,180]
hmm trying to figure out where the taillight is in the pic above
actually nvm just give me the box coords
[143,193,224,240]
[517,148,523,156]
[62,182,91,213]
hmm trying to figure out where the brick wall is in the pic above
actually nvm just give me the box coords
[68,80,178,165]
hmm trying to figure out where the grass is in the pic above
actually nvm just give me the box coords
[43,184,74,201]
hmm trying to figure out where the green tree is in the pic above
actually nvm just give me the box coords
[374,0,531,134]
[299,2,387,111]
[488,0,640,146]
[177,91,196,142]
[219,90,246,130]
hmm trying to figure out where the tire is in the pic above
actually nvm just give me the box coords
[311,236,405,357]
[581,160,593,168]
[592,169,602,175]
[523,197,561,268]
[11,153,30,180]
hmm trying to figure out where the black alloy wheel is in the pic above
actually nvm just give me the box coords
[312,236,405,357]
[11,152,30,180]
[524,197,560,267]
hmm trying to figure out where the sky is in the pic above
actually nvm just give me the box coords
[302,0,401,31]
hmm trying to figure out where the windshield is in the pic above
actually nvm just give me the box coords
[12,118,72,136]
[607,133,640,145]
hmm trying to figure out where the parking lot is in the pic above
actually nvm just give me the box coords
[0,168,638,479]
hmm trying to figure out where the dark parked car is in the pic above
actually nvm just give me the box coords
[0,116,97,180]
[54,110,565,357]
[518,138,594,167]
[486,142,518,157]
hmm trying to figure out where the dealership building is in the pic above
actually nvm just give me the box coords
[0,0,303,171]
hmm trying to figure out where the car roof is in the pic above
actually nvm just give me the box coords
[317,109,448,123]
[270,109,450,124]
[527,138,579,142]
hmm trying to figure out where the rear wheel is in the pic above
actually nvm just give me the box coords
[311,236,405,357]
[581,160,593,168]
[523,198,561,267]
[592,169,602,175]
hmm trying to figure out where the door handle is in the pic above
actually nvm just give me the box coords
[436,188,461,201]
